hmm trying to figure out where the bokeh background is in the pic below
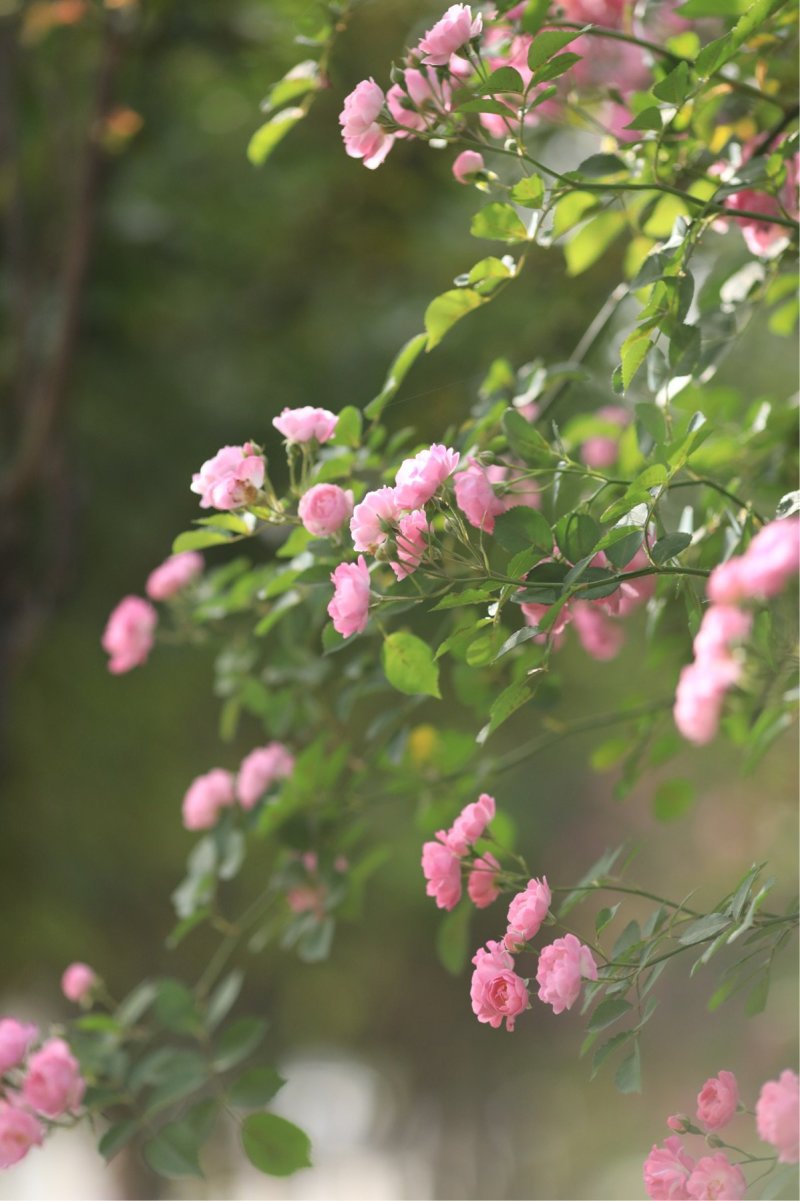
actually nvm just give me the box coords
[1,1,797,1198]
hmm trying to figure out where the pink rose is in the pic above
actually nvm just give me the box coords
[570,601,624,660]
[446,793,495,856]
[350,486,402,554]
[394,444,460,509]
[686,1153,746,1200]
[339,79,394,170]
[146,551,203,601]
[61,963,97,1005]
[387,68,452,135]
[391,510,429,580]
[756,1069,799,1163]
[454,458,506,533]
[616,547,657,616]
[580,406,631,469]
[298,483,354,537]
[505,877,551,950]
[0,1019,38,1073]
[643,1136,696,1201]
[536,933,598,1014]
[328,555,370,637]
[693,608,751,660]
[101,595,157,675]
[0,1101,44,1169]
[696,1070,739,1130]
[452,149,485,183]
[467,853,501,909]
[272,406,338,444]
[286,884,326,917]
[190,443,265,510]
[236,743,294,809]
[417,4,483,66]
[181,768,235,831]
[725,155,798,256]
[559,0,627,27]
[422,835,462,910]
[709,518,799,603]
[673,663,726,746]
[22,1038,85,1118]
[470,939,529,1031]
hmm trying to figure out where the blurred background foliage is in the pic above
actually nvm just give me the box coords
[1,1,797,1197]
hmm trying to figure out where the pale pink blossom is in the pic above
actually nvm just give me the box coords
[696,1070,739,1130]
[446,793,496,856]
[454,458,506,533]
[686,1153,746,1200]
[521,600,571,646]
[673,663,726,745]
[452,149,485,183]
[286,884,326,917]
[0,1101,44,1170]
[470,939,529,1031]
[298,483,354,537]
[350,487,401,554]
[422,836,462,910]
[387,68,451,135]
[505,877,551,950]
[708,518,800,603]
[674,603,753,744]
[394,444,460,509]
[0,1020,38,1073]
[273,406,338,444]
[417,4,483,66]
[146,551,203,601]
[643,1136,696,1201]
[693,608,752,661]
[536,933,597,1014]
[339,79,394,170]
[756,1069,799,1163]
[559,0,627,26]
[580,405,631,469]
[181,768,235,831]
[571,601,624,660]
[667,1115,690,1134]
[61,963,97,1005]
[391,510,429,580]
[571,32,649,98]
[22,1039,85,1118]
[328,556,370,637]
[467,853,501,909]
[724,153,798,256]
[190,443,265,509]
[237,743,294,809]
[101,595,157,675]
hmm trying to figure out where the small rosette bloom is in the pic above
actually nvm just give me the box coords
[708,518,800,604]
[467,853,501,909]
[470,940,529,1032]
[674,605,752,745]
[61,963,97,1005]
[756,1069,799,1163]
[0,1101,44,1170]
[22,1038,85,1118]
[350,487,402,554]
[391,510,429,581]
[190,443,265,510]
[236,743,294,810]
[504,877,551,951]
[686,1153,746,1200]
[182,768,235,831]
[298,483,354,537]
[272,405,338,444]
[421,835,462,911]
[454,458,505,533]
[386,68,451,135]
[452,149,485,183]
[417,4,483,66]
[536,933,598,1015]
[643,1136,696,1201]
[394,444,459,509]
[570,602,624,661]
[339,79,394,170]
[696,1070,739,1130]
[446,793,495,856]
[328,556,370,637]
[101,596,157,675]
[0,1019,38,1073]
[146,551,203,601]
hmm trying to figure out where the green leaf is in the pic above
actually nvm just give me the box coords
[590,1030,634,1079]
[527,27,583,70]
[651,532,692,563]
[241,1113,312,1177]
[247,107,305,166]
[587,997,633,1032]
[143,1121,203,1179]
[620,329,652,390]
[479,65,525,93]
[678,912,730,946]
[382,632,441,698]
[653,778,696,822]
[635,402,667,445]
[229,1067,286,1109]
[262,63,320,112]
[115,980,158,1028]
[331,405,362,448]
[624,106,663,132]
[612,919,642,960]
[564,212,626,277]
[502,407,554,465]
[432,587,496,610]
[530,52,582,85]
[436,902,472,975]
[144,1051,207,1117]
[574,153,627,178]
[595,903,620,933]
[470,203,530,243]
[652,61,691,105]
[99,1119,139,1162]
[154,979,201,1035]
[425,289,485,350]
[213,1017,268,1072]
[510,174,545,208]
[172,528,234,554]
[493,506,553,554]
[614,1042,642,1094]
[556,512,600,564]
[478,680,533,742]
[758,1163,799,1200]
[206,970,244,1032]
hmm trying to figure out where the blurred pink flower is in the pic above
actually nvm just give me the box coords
[22,1038,85,1118]
[696,1070,739,1130]
[0,1019,38,1073]
[446,793,496,855]
[422,835,462,910]
[328,556,370,637]
[391,509,429,580]
[467,853,501,909]
[643,1136,696,1200]
[686,1152,746,1200]
[61,963,97,1005]
[339,79,394,170]
[0,1101,44,1169]
[182,768,235,831]
[417,4,483,66]
[273,406,338,444]
[101,596,157,674]
[146,551,203,601]
[756,1069,799,1163]
[454,458,506,533]
[452,149,485,183]
[237,743,294,809]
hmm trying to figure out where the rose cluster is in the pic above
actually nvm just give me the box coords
[182,741,294,830]
[102,549,204,674]
[643,1067,798,1199]
[0,1018,85,1170]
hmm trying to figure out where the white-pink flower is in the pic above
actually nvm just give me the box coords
[101,596,157,675]
[504,877,551,950]
[696,1070,739,1130]
[452,149,485,183]
[61,963,97,1005]
[470,939,529,1031]
[418,5,483,66]
[328,556,370,637]
[0,1019,38,1073]
[756,1069,799,1163]
[686,1153,746,1200]
[446,793,496,856]
[467,853,501,909]
[191,443,265,510]
[22,1038,85,1118]
[708,518,799,603]
[339,79,395,170]
[454,458,506,533]
[182,768,235,831]
[536,933,597,1014]
[387,68,452,135]
[422,835,462,910]
[298,483,354,537]
[350,486,402,554]
[0,1101,44,1170]
[391,509,429,580]
[146,551,203,601]
[237,743,294,809]
[643,1136,696,1201]
[394,444,459,509]
[273,405,338,444]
